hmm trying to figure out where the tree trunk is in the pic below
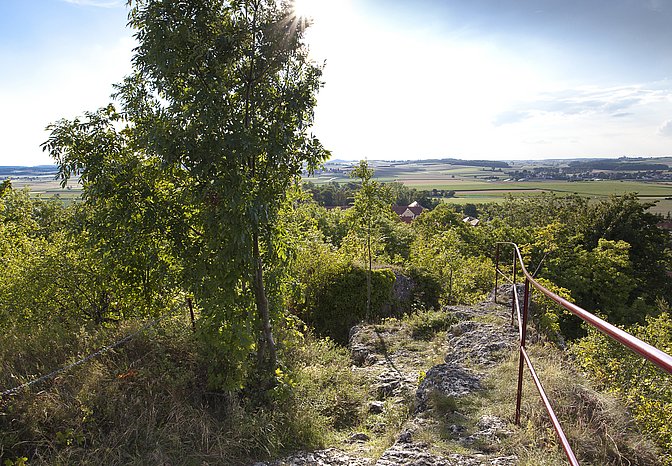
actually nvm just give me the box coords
[252,230,277,372]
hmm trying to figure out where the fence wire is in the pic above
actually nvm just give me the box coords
[1,304,182,398]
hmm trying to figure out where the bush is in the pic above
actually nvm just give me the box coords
[301,262,396,344]
[405,266,441,312]
[573,312,672,463]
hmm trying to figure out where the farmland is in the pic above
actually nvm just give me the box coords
[4,157,672,215]
[305,158,672,216]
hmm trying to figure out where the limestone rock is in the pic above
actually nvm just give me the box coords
[253,448,373,466]
[415,364,482,413]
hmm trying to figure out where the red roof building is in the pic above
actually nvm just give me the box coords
[392,201,424,223]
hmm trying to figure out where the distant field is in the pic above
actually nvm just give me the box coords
[307,161,672,216]
[8,160,672,216]
[10,178,82,205]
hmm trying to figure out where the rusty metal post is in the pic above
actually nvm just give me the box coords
[187,297,196,334]
[515,277,530,425]
[511,248,517,326]
[494,243,500,303]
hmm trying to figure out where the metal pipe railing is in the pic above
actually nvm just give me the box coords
[494,241,672,466]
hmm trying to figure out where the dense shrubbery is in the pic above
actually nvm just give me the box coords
[573,311,672,463]
[300,262,396,344]
[3,171,672,462]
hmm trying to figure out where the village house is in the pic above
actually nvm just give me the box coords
[392,201,424,223]
[462,216,480,226]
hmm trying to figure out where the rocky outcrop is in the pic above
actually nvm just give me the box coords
[252,449,373,466]
[415,364,481,413]
[255,290,521,466]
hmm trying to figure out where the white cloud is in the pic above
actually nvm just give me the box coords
[494,83,672,124]
[658,119,672,137]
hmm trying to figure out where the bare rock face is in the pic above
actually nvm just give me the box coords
[465,415,513,445]
[445,322,516,368]
[375,442,517,466]
[252,449,373,466]
[375,442,452,466]
[255,290,522,466]
[415,364,482,413]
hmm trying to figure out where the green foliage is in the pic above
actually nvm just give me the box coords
[573,312,672,462]
[529,277,574,342]
[486,193,671,330]
[385,181,440,209]
[0,313,369,465]
[405,266,442,311]
[3,458,28,466]
[411,228,494,305]
[302,179,439,210]
[42,0,330,389]
[301,261,396,344]
[407,309,457,340]
[302,180,358,206]
[286,333,368,431]
[346,160,395,318]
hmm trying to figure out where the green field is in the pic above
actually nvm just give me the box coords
[307,160,672,216]
[9,160,672,216]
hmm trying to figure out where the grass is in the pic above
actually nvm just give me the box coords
[406,308,457,340]
[0,315,372,465]
[397,302,664,465]
[481,346,662,465]
[1,295,666,465]
[409,345,663,465]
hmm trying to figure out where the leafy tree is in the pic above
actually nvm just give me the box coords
[347,160,393,317]
[43,0,328,389]
[582,194,671,301]
[411,228,493,305]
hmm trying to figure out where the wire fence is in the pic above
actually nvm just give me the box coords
[0,304,183,398]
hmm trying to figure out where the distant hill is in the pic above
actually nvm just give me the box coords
[567,159,670,171]
[0,165,58,178]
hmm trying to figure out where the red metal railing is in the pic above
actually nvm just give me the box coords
[494,242,672,466]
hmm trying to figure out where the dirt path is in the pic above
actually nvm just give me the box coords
[255,290,522,466]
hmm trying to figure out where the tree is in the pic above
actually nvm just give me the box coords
[347,160,393,318]
[43,0,328,389]
[582,194,671,301]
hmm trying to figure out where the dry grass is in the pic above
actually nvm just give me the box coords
[2,304,663,465]
[0,317,371,465]
[483,346,662,465]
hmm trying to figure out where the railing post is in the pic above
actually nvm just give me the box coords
[511,248,517,326]
[515,277,530,425]
[494,243,500,303]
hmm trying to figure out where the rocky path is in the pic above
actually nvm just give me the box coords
[255,291,522,466]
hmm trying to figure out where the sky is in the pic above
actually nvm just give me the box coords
[1,0,672,165]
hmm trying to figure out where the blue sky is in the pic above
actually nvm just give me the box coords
[2,0,672,165]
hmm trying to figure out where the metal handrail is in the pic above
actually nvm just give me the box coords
[494,242,672,466]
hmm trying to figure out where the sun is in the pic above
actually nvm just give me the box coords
[292,0,327,22]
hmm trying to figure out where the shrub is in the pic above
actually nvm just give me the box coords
[302,262,396,344]
[573,312,672,463]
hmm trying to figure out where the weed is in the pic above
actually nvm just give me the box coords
[484,346,662,465]
[405,308,457,340]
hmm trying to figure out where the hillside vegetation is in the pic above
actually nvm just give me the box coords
[2,0,671,464]
[2,171,671,464]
